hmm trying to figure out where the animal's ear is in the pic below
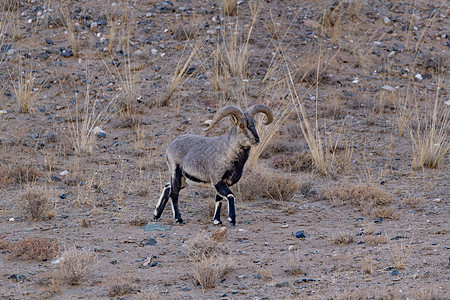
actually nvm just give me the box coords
[230,115,239,126]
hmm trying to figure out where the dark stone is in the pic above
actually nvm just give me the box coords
[97,131,106,138]
[60,214,69,219]
[356,217,364,221]
[146,238,157,246]
[97,19,107,26]
[275,281,289,287]
[391,269,399,275]
[1,44,12,53]
[39,106,46,112]
[9,274,26,282]
[185,67,196,74]
[374,217,383,223]
[295,230,306,239]
[45,39,54,45]
[110,260,118,264]
[150,261,158,267]
[181,287,190,291]
[50,175,61,182]
[60,194,66,199]
[61,50,74,57]
[30,132,39,139]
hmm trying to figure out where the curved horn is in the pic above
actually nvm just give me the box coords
[246,104,273,125]
[205,105,244,131]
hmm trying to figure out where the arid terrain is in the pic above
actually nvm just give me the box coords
[0,0,449,299]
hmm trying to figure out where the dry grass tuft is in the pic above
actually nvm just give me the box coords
[332,231,354,245]
[372,207,401,220]
[361,256,374,275]
[186,233,233,290]
[271,152,314,173]
[19,187,53,220]
[58,246,97,285]
[388,237,413,270]
[9,161,42,185]
[410,90,449,170]
[13,71,38,113]
[363,234,388,246]
[237,164,300,202]
[286,249,303,276]
[107,280,137,297]
[221,0,238,16]
[324,184,393,208]
[211,227,227,243]
[9,236,59,261]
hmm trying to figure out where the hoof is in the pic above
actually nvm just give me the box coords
[153,215,159,221]
[175,218,184,224]
[213,220,222,226]
[229,221,236,227]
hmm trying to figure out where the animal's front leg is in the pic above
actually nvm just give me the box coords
[215,181,236,226]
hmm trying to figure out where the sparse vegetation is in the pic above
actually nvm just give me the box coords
[8,236,59,260]
[0,0,448,298]
[18,187,53,220]
[58,246,97,285]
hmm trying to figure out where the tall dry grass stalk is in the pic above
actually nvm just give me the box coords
[62,7,80,57]
[387,235,413,270]
[287,65,327,175]
[106,3,135,54]
[221,0,238,16]
[13,71,37,113]
[158,41,200,106]
[66,84,114,156]
[410,89,449,170]
[104,56,141,119]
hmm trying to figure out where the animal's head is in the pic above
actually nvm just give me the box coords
[205,104,273,147]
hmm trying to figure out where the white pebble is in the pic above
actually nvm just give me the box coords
[151,48,158,54]
[382,85,395,91]
[9,218,15,222]
[415,73,423,80]
[60,170,69,176]
[352,78,359,84]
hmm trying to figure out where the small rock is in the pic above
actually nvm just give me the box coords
[93,126,106,138]
[135,49,143,55]
[50,175,61,182]
[381,85,394,91]
[295,230,306,239]
[8,218,15,222]
[60,194,66,199]
[383,16,390,24]
[415,73,423,81]
[391,269,399,275]
[0,110,8,115]
[45,39,54,45]
[374,217,383,223]
[60,170,69,176]
[150,261,158,267]
[275,281,289,288]
[146,238,157,246]
[9,274,26,282]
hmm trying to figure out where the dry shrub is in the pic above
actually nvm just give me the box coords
[108,280,137,297]
[286,250,303,275]
[372,207,401,220]
[10,161,41,185]
[19,187,53,220]
[413,287,446,300]
[172,21,198,41]
[361,256,373,275]
[332,231,354,245]
[237,164,300,202]
[324,184,393,207]
[221,0,237,16]
[402,196,424,208]
[9,236,58,260]
[58,246,97,285]
[363,235,388,246]
[388,238,413,270]
[271,152,314,173]
[186,233,232,290]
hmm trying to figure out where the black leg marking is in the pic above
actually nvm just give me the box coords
[154,183,170,220]
[215,181,236,226]
[170,165,183,223]
[213,194,223,225]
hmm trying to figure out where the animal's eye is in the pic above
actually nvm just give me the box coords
[239,123,245,129]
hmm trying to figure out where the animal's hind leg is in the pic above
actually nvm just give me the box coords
[153,182,170,220]
[170,165,183,223]
[212,194,223,225]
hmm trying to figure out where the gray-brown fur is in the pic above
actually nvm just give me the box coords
[153,104,273,226]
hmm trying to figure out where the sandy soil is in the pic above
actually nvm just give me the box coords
[0,0,449,299]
